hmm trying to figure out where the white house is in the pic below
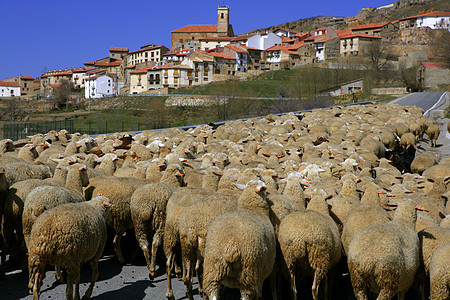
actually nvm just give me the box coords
[415,11,450,30]
[84,75,114,98]
[0,81,21,97]
[247,32,282,50]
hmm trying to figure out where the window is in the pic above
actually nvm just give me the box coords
[145,53,148,58]
[221,13,224,19]
[151,52,154,57]
[192,36,195,40]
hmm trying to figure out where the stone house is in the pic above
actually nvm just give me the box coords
[171,6,234,49]
[339,33,381,57]
[288,42,316,65]
[129,67,150,94]
[242,46,262,71]
[182,51,214,86]
[418,62,450,88]
[126,45,169,67]
[208,51,236,75]
[399,11,450,31]
[72,67,96,90]
[40,69,74,96]
[161,65,193,88]
[109,47,129,60]
[263,45,301,70]
[212,45,248,72]
[351,22,398,39]
[312,36,340,61]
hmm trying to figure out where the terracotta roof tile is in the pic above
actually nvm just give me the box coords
[0,81,20,87]
[130,67,149,74]
[339,33,381,39]
[199,36,233,41]
[19,76,34,80]
[207,52,236,60]
[422,62,449,68]
[172,25,218,33]
[225,45,247,53]
[128,45,167,55]
[109,47,129,52]
[263,45,288,52]
[313,36,338,43]
[352,22,390,31]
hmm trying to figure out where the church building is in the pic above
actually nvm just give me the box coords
[171,6,234,49]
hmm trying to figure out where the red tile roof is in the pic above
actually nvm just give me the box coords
[284,50,299,55]
[109,47,129,52]
[0,81,20,87]
[348,16,363,22]
[207,52,236,60]
[315,28,328,31]
[242,46,262,51]
[287,42,306,50]
[128,45,167,55]
[263,45,288,52]
[19,76,34,80]
[352,22,390,31]
[49,84,61,88]
[225,45,247,53]
[86,75,111,81]
[86,69,105,75]
[94,61,122,67]
[421,62,449,68]
[126,64,136,69]
[150,63,173,70]
[73,67,96,73]
[41,71,73,78]
[339,33,382,39]
[199,36,233,41]
[335,29,353,37]
[130,67,149,74]
[313,36,338,44]
[172,25,218,33]
[400,11,450,21]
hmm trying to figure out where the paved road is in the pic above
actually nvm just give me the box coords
[390,91,447,117]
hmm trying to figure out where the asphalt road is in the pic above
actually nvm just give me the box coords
[390,91,447,116]
[1,92,448,300]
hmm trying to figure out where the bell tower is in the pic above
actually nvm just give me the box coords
[217,6,229,34]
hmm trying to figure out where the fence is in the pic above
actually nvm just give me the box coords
[1,119,147,140]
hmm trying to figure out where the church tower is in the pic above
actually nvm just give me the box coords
[217,6,229,34]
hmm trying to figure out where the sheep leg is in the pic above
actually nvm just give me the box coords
[268,268,278,300]
[113,231,125,264]
[150,230,163,279]
[74,270,81,300]
[82,259,99,300]
[312,270,325,300]
[289,269,297,300]
[66,273,74,300]
[55,265,63,283]
[166,252,175,300]
[183,257,195,300]
[376,288,396,300]
[195,256,204,295]
[32,263,45,299]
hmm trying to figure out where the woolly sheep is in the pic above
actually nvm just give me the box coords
[0,161,51,186]
[278,192,341,300]
[426,123,440,148]
[28,196,111,300]
[411,152,438,175]
[347,200,424,299]
[203,178,276,300]
[22,185,85,248]
[91,176,145,263]
[429,242,450,300]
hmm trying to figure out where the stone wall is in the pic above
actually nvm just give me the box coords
[165,95,225,106]
[372,87,408,94]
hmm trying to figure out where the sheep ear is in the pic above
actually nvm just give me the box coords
[355,189,364,193]
[439,211,446,219]
[386,202,398,207]
[415,205,428,212]
[212,171,223,177]
[325,195,333,200]
[233,183,246,190]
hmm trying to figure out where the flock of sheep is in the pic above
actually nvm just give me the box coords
[0,101,449,300]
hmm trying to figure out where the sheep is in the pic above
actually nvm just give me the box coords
[347,200,424,299]
[28,196,111,300]
[129,164,184,279]
[429,242,450,300]
[16,144,39,163]
[411,152,438,175]
[91,176,146,263]
[22,185,85,249]
[178,197,237,299]
[341,183,391,254]
[400,132,418,151]
[0,161,51,186]
[203,178,276,300]
[278,192,341,300]
[426,123,440,148]
[422,164,450,180]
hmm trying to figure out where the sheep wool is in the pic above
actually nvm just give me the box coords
[28,196,111,300]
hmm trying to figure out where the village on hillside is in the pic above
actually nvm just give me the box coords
[0,4,449,101]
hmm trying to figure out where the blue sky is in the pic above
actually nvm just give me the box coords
[0,0,394,80]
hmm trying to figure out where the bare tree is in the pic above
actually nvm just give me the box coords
[52,79,72,109]
[399,64,423,92]
[361,40,397,82]
[2,98,26,121]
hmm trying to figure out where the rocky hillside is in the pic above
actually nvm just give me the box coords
[239,0,448,35]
